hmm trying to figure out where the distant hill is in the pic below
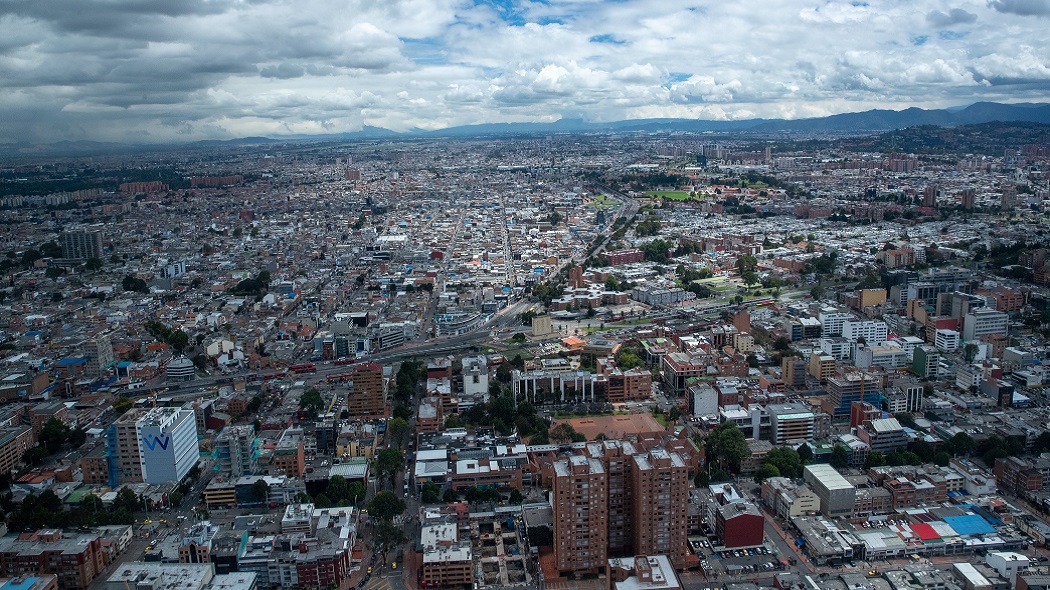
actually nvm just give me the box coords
[4,102,1050,156]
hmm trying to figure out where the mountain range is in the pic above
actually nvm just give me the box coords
[4,102,1050,156]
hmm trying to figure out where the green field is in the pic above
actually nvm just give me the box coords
[590,194,618,209]
[646,190,696,201]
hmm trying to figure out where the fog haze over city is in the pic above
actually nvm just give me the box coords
[2,0,1050,143]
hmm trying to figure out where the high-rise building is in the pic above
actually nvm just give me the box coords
[552,455,608,575]
[631,448,689,568]
[346,363,385,416]
[825,372,882,416]
[214,424,260,477]
[923,184,940,208]
[107,407,199,485]
[61,229,103,261]
[585,440,636,556]
[79,331,115,378]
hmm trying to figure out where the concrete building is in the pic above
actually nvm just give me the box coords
[987,552,1030,585]
[0,532,107,590]
[552,456,608,575]
[214,425,260,478]
[107,407,199,485]
[841,320,888,344]
[803,464,856,518]
[767,404,815,444]
[913,345,940,379]
[607,555,682,590]
[419,519,472,589]
[0,426,35,475]
[963,309,1009,342]
[715,502,764,548]
[631,449,688,567]
[61,229,103,261]
[345,363,385,417]
[761,477,820,519]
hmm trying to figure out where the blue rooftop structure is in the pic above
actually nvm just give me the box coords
[56,357,86,366]
[944,514,996,535]
[2,577,46,590]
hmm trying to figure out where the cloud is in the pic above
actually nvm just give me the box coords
[1,0,1049,143]
[987,0,1050,17]
[259,63,306,79]
[926,8,978,26]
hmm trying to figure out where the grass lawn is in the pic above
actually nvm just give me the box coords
[646,190,696,201]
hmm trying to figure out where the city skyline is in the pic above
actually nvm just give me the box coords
[1,0,1049,144]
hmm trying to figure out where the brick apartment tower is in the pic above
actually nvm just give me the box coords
[631,448,689,568]
[586,441,635,555]
[346,362,385,416]
[553,455,608,576]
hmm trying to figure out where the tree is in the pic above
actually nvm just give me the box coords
[1034,431,1050,454]
[864,451,886,469]
[527,526,553,547]
[736,255,758,274]
[705,422,749,472]
[299,388,325,416]
[375,520,406,552]
[549,423,582,444]
[375,448,405,481]
[615,348,642,370]
[797,443,813,465]
[388,417,410,446]
[765,447,802,478]
[421,481,441,504]
[947,432,975,456]
[314,493,333,508]
[38,418,71,454]
[496,363,512,384]
[509,488,524,504]
[829,445,850,469]
[754,463,780,483]
[250,479,271,504]
[327,475,350,506]
[347,482,365,506]
[741,271,759,291]
[368,490,406,522]
[963,343,979,363]
[442,488,459,503]
[84,257,103,272]
[113,487,141,513]
[169,491,184,508]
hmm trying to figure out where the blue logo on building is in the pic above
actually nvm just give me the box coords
[142,434,171,451]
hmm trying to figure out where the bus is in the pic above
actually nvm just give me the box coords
[288,363,317,374]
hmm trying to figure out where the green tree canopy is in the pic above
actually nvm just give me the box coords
[829,445,850,469]
[754,463,780,483]
[375,448,405,480]
[765,447,802,478]
[705,422,749,472]
[367,490,406,522]
[299,388,325,416]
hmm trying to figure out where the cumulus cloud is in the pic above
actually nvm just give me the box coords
[926,8,978,26]
[987,0,1050,17]
[1,0,1049,143]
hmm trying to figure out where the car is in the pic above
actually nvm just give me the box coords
[868,571,878,577]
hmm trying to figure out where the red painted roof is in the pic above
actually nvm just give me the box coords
[910,523,940,540]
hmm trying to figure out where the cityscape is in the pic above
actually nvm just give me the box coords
[4,2,1050,590]
[2,118,1050,590]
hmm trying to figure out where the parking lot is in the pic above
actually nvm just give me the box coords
[693,542,787,576]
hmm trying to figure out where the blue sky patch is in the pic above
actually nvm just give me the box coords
[590,34,626,45]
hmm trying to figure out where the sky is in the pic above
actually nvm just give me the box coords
[1,0,1049,143]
